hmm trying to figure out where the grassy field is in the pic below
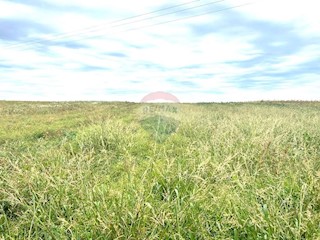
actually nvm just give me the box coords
[0,101,319,239]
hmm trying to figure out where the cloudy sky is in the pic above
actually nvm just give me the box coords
[0,0,319,102]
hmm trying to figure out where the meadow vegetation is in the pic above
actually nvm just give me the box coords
[0,101,319,239]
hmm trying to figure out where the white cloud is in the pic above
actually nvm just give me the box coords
[0,1,34,18]
[0,0,319,102]
[265,44,320,73]
[235,0,320,37]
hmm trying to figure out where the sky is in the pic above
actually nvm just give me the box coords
[0,0,319,102]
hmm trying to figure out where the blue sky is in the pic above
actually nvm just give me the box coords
[0,0,319,102]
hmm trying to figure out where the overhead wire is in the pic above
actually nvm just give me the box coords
[1,0,254,52]
[54,2,252,50]
[0,1,254,78]
[4,0,214,50]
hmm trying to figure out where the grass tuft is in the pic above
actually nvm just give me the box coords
[0,101,320,239]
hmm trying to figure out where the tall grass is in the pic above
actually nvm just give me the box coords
[0,101,319,239]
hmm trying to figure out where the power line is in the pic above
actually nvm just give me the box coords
[89,0,226,33]
[4,0,204,49]
[125,3,252,32]
[4,0,228,51]
[50,3,252,47]
[2,3,252,58]
[58,2,252,63]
